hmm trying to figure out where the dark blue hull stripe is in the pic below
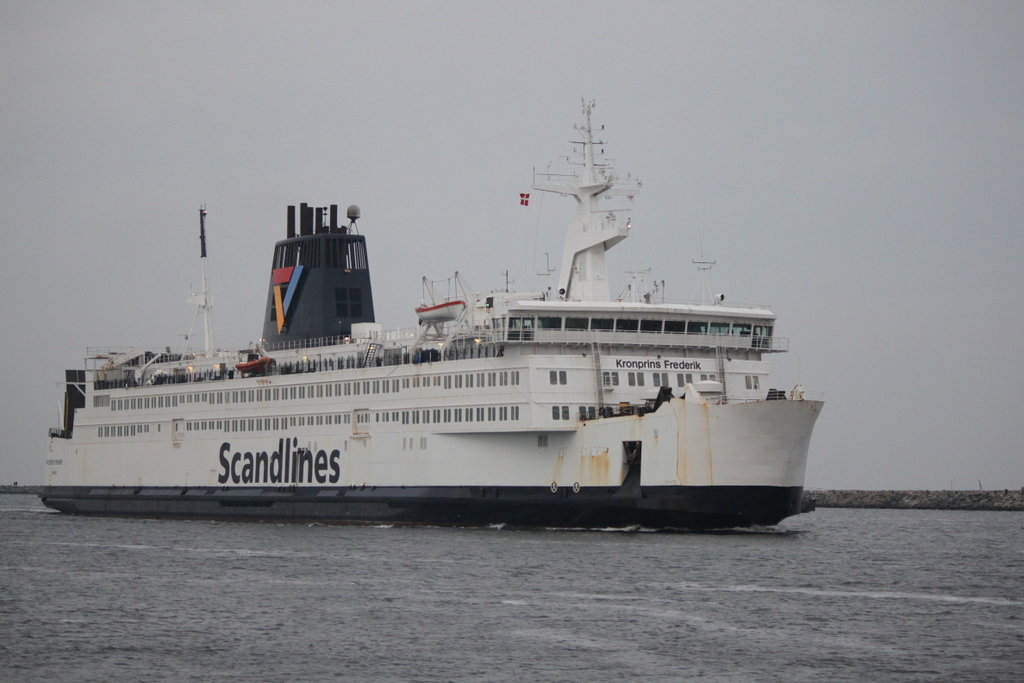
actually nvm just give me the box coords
[40,484,807,529]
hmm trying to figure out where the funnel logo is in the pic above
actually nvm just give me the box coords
[271,265,304,332]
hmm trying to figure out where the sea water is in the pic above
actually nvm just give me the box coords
[1,494,1020,682]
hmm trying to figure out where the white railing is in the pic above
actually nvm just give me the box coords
[501,329,788,352]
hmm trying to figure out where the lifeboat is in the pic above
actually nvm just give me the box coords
[235,356,276,376]
[415,300,466,323]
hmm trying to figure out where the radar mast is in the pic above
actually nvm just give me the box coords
[532,99,641,301]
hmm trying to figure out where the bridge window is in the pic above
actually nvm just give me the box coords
[640,319,662,332]
[537,317,562,330]
[732,323,752,336]
[665,320,686,333]
[590,318,613,331]
[615,319,639,332]
[565,317,588,330]
[508,317,535,340]
[753,325,774,348]
[687,321,708,334]
[709,322,730,335]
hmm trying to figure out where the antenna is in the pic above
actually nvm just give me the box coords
[536,252,555,288]
[501,270,515,293]
[690,259,716,306]
[184,206,215,356]
[618,268,652,302]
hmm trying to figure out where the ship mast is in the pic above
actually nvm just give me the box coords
[532,99,640,301]
[185,206,214,355]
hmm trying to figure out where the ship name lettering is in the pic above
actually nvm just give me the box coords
[662,359,701,371]
[614,359,701,371]
[217,439,341,485]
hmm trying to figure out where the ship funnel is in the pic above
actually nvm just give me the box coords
[262,201,376,345]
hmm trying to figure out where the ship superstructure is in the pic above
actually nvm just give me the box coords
[42,102,822,529]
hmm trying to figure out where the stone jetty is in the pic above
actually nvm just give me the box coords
[809,489,1024,511]
[0,485,43,494]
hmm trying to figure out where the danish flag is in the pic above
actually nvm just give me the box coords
[519,193,530,206]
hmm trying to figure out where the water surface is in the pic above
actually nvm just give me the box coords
[1,495,1020,681]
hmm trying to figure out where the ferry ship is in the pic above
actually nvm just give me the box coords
[42,102,823,529]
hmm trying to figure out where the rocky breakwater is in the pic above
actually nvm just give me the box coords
[0,485,43,494]
[810,489,1024,511]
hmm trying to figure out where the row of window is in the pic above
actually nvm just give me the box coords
[102,403,526,439]
[380,406,521,424]
[508,316,773,337]
[97,424,156,438]
[553,406,599,420]
[602,371,718,387]
[186,414,348,433]
[441,371,521,390]
[105,370,524,413]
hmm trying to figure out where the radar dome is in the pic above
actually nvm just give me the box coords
[347,205,361,222]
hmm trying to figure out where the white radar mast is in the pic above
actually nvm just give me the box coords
[532,99,641,301]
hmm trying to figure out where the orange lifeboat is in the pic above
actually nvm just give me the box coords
[235,356,276,376]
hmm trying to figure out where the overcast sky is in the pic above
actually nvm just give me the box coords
[2,1,1021,489]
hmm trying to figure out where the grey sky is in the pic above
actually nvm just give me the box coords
[2,1,1021,489]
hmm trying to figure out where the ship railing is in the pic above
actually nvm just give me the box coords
[501,329,788,352]
[721,389,825,404]
[263,336,351,351]
[262,327,420,352]
[373,327,420,341]
[648,298,774,310]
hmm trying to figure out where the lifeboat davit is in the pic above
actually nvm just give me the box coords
[416,300,466,323]
[235,356,276,376]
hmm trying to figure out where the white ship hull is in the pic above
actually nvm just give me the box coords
[43,357,821,527]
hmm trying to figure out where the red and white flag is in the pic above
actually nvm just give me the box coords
[519,193,530,206]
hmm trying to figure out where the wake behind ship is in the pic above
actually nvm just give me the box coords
[43,102,823,529]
